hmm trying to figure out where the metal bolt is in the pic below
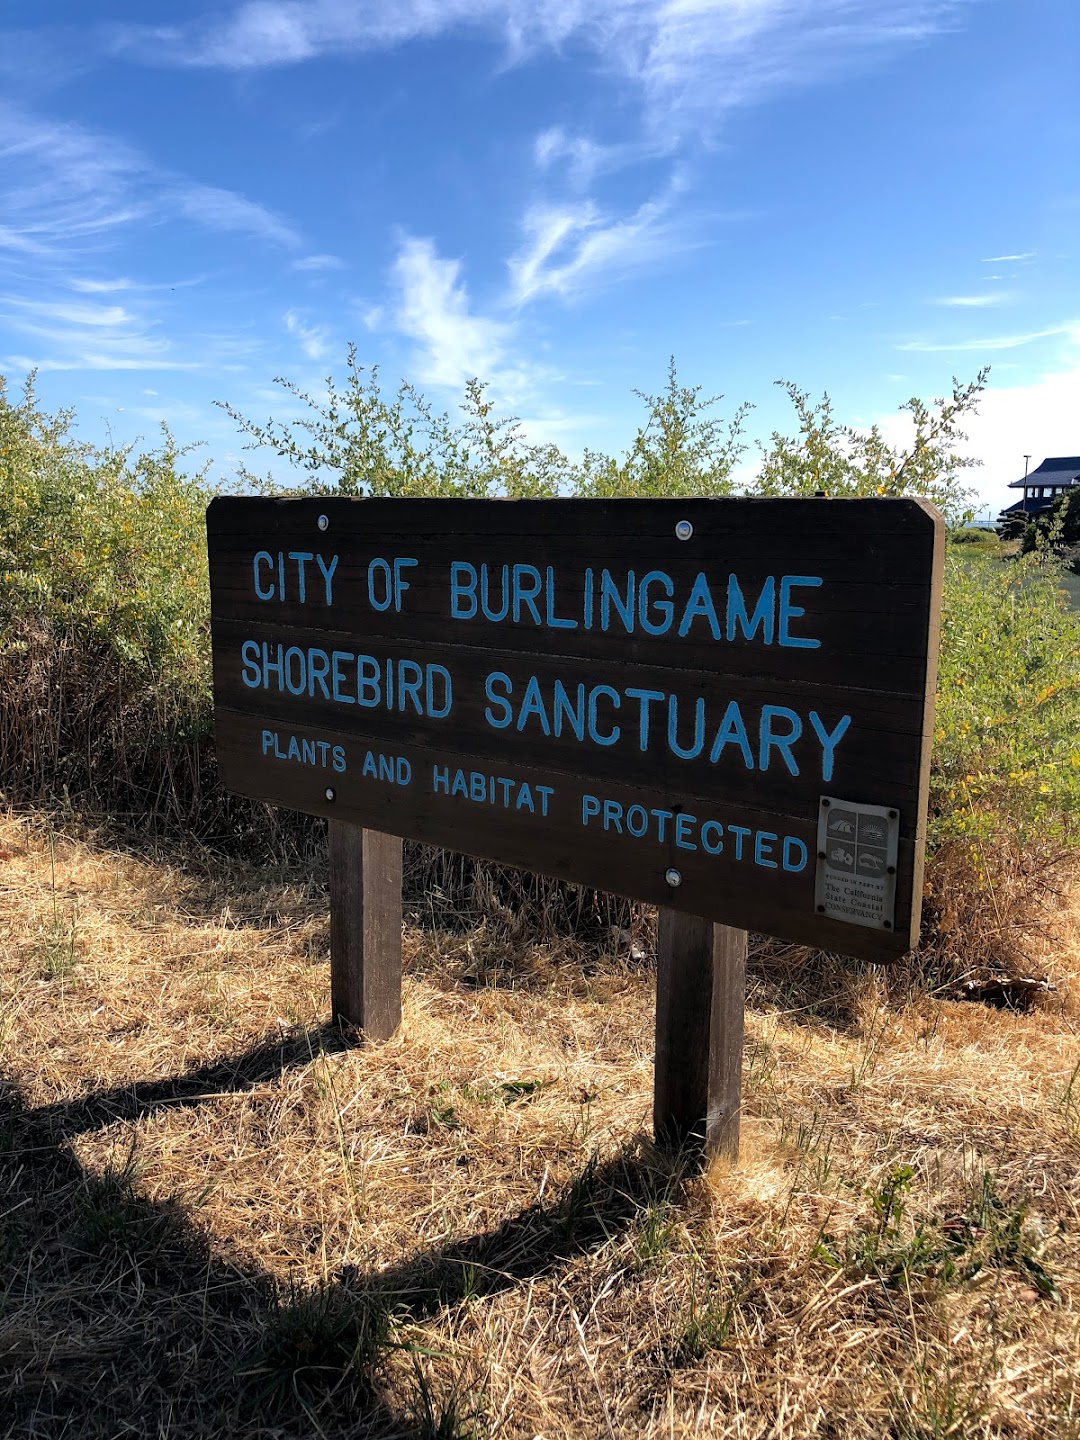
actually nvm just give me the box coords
[664,868,682,887]
[888,810,898,820]
[818,850,827,860]
[887,865,896,876]
[324,787,336,802]
[317,514,329,531]
[821,798,831,808]
[816,904,826,913]
[883,920,892,930]
[675,519,693,541]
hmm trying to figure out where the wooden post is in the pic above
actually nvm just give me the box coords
[328,821,403,1040]
[654,909,746,1165]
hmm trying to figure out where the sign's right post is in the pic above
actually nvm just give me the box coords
[655,909,747,1165]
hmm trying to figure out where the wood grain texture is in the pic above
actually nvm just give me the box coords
[328,821,402,1040]
[654,910,746,1164]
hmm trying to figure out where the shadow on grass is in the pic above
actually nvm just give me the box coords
[20,1020,357,1140]
[1,1025,673,1439]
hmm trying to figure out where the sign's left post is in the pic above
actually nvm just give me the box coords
[328,821,403,1039]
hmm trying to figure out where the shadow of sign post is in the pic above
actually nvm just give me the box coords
[207,496,944,1166]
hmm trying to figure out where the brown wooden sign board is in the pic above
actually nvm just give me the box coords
[207,496,943,963]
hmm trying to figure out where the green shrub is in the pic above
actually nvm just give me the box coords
[918,551,1080,988]
[754,374,984,522]
[933,552,1080,848]
[948,526,1004,556]
[0,376,210,685]
[0,374,219,832]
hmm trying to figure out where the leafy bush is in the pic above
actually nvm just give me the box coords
[948,526,1004,556]
[0,374,217,831]
[920,552,1080,990]
[933,553,1080,847]
[754,373,984,522]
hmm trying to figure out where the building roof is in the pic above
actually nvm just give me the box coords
[1008,456,1080,489]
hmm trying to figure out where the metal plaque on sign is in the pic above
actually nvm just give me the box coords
[815,798,899,932]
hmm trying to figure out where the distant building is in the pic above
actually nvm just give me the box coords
[997,456,1080,532]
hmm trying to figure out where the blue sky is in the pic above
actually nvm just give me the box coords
[1,0,1077,514]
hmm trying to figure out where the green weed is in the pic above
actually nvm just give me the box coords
[255,1279,393,1407]
[675,1282,740,1361]
[1059,1060,1080,1138]
[633,1197,678,1267]
[819,1165,1059,1300]
[408,1356,488,1440]
[76,1150,191,1276]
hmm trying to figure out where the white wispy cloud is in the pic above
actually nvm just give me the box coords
[534,127,633,189]
[67,273,208,294]
[508,188,688,304]
[981,252,1036,263]
[391,235,511,389]
[897,323,1078,353]
[172,183,302,248]
[3,352,202,374]
[934,293,1013,307]
[293,252,346,271]
[2,297,135,328]
[0,287,192,373]
[0,99,304,260]
[0,98,313,375]
[284,307,333,359]
[116,1,972,139]
[69,276,137,293]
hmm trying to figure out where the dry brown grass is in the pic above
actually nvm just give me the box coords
[1,812,1078,1439]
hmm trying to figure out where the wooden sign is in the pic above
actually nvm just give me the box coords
[207,496,943,963]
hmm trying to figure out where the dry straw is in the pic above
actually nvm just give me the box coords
[1,812,1078,1437]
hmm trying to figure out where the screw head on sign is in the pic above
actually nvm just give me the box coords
[324,787,336,802]
[675,519,693,541]
[317,514,329,531]
[664,868,682,887]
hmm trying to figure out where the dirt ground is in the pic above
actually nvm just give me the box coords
[1,812,1077,1438]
